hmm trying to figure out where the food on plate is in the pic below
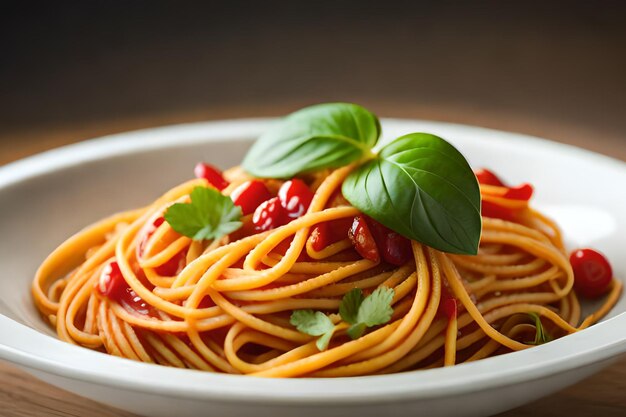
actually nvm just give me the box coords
[32,103,621,377]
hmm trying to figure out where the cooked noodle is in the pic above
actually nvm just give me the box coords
[32,165,621,377]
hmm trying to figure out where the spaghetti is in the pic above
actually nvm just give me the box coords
[32,163,621,377]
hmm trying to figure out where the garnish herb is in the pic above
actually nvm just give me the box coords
[243,103,380,179]
[243,103,481,255]
[342,133,481,255]
[164,186,242,241]
[340,288,394,339]
[289,309,336,351]
[528,313,552,345]
[290,287,395,350]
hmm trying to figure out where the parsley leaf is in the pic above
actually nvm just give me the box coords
[357,287,395,326]
[289,309,336,351]
[164,186,242,241]
[528,313,552,345]
[340,287,395,340]
[290,288,395,347]
[347,323,368,340]
[339,288,364,324]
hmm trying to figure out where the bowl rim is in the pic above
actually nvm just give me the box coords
[1,118,625,405]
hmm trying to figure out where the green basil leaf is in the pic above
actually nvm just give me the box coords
[342,133,481,255]
[242,103,380,178]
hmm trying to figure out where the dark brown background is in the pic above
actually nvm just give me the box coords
[1,1,625,162]
[1,1,625,416]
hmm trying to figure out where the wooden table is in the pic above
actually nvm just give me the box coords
[1,108,625,416]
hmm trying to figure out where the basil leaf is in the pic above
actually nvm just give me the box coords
[243,103,380,178]
[342,133,481,255]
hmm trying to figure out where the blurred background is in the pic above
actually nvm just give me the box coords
[1,0,625,166]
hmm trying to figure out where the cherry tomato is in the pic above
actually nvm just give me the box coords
[367,219,412,266]
[481,200,517,221]
[98,262,156,316]
[438,282,458,319]
[154,249,187,276]
[310,222,330,251]
[349,215,380,262]
[503,183,534,201]
[97,261,127,300]
[137,217,165,257]
[252,197,288,231]
[231,180,272,215]
[442,298,457,320]
[480,184,533,221]
[194,162,229,191]
[382,231,413,266]
[197,295,216,309]
[310,217,354,251]
[475,168,505,187]
[120,288,155,316]
[278,179,314,219]
[570,248,613,298]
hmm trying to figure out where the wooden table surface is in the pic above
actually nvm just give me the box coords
[0,108,625,417]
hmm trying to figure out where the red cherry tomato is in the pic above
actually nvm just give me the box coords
[194,162,229,191]
[310,217,354,251]
[197,295,216,309]
[154,249,187,276]
[252,197,288,231]
[278,179,314,219]
[152,217,165,228]
[475,168,505,187]
[503,183,534,201]
[120,288,156,316]
[382,231,412,266]
[137,217,165,257]
[481,200,517,221]
[97,261,127,300]
[98,262,156,316]
[349,215,380,262]
[475,168,533,200]
[367,219,412,266]
[480,183,533,221]
[442,298,458,320]
[231,180,272,215]
[570,248,613,298]
[310,222,330,251]
[438,283,458,319]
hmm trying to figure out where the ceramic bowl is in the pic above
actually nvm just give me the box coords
[1,119,625,417]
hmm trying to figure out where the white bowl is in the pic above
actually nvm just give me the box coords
[0,119,625,417]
